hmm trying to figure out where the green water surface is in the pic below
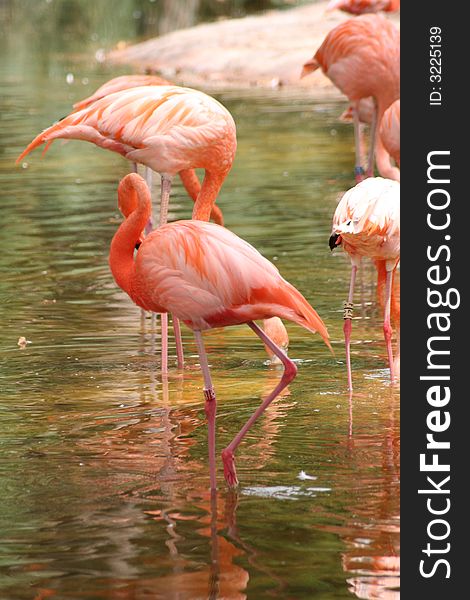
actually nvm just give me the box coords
[0,2,399,598]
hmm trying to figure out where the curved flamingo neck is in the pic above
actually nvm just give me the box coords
[192,169,227,222]
[109,174,151,294]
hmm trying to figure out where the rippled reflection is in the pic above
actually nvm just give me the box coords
[0,2,399,598]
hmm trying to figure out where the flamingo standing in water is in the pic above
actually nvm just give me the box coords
[301,15,400,182]
[17,85,237,373]
[71,74,226,225]
[326,0,400,15]
[379,99,400,169]
[329,177,399,389]
[111,173,330,488]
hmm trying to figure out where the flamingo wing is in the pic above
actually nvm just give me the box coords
[73,74,171,111]
[17,86,236,174]
[133,221,330,346]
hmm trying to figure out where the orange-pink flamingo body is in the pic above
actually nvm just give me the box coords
[111,173,330,488]
[302,15,400,182]
[18,85,236,372]
[72,75,224,225]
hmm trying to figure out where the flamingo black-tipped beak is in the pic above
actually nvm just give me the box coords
[329,233,341,251]
[135,237,143,251]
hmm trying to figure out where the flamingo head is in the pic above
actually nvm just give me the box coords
[329,233,342,251]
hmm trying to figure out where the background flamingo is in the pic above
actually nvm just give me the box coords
[72,74,225,226]
[301,15,400,182]
[326,0,400,15]
[110,173,330,489]
[18,84,237,373]
[329,177,399,389]
[379,99,400,168]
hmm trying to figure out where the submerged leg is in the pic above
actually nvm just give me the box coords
[383,268,395,383]
[353,103,365,183]
[194,330,218,490]
[366,100,379,178]
[221,321,298,488]
[344,263,358,391]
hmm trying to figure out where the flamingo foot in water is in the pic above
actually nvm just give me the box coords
[221,449,239,489]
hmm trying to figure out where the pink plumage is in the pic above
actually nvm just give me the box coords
[110,173,330,488]
[326,0,400,15]
[73,74,171,112]
[330,177,400,389]
[379,99,400,167]
[302,15,400,181]
[17,85,236,222]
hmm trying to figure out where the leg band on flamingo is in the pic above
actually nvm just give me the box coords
[343,301,354,320]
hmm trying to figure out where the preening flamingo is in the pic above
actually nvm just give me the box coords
[111,173,330,489]
[326,0,400,15]
[72,75,226,225]
[301,15,400,182]
[379,99,400,168]
[17,84,237,372]
[329,177,399,389]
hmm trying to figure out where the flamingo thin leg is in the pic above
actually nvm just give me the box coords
[366,101,378,178]
[144,167,154,235]
[221,321,298,488]
[159,174,184,370]
[353,103,365,183]
[173,317,184,369]
[194,330,217,490]
[344,264,358,391]
[161,313,168,374]
[383,268,395,383]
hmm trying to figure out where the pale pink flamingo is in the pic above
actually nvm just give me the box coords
[326,0,400,15]
[379,99,400,168]
[110,173,330,488]
[329,177,399,389]
[17,85,237,373]
[301,15,400,182]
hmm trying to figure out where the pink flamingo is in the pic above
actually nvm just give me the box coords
[111,173,330,488]
[301,15,400,182]
[379,99,400,169]
[72,74,224,226]
[329,177,399,389]
[17,85,237,373]
[326,0,400,15]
